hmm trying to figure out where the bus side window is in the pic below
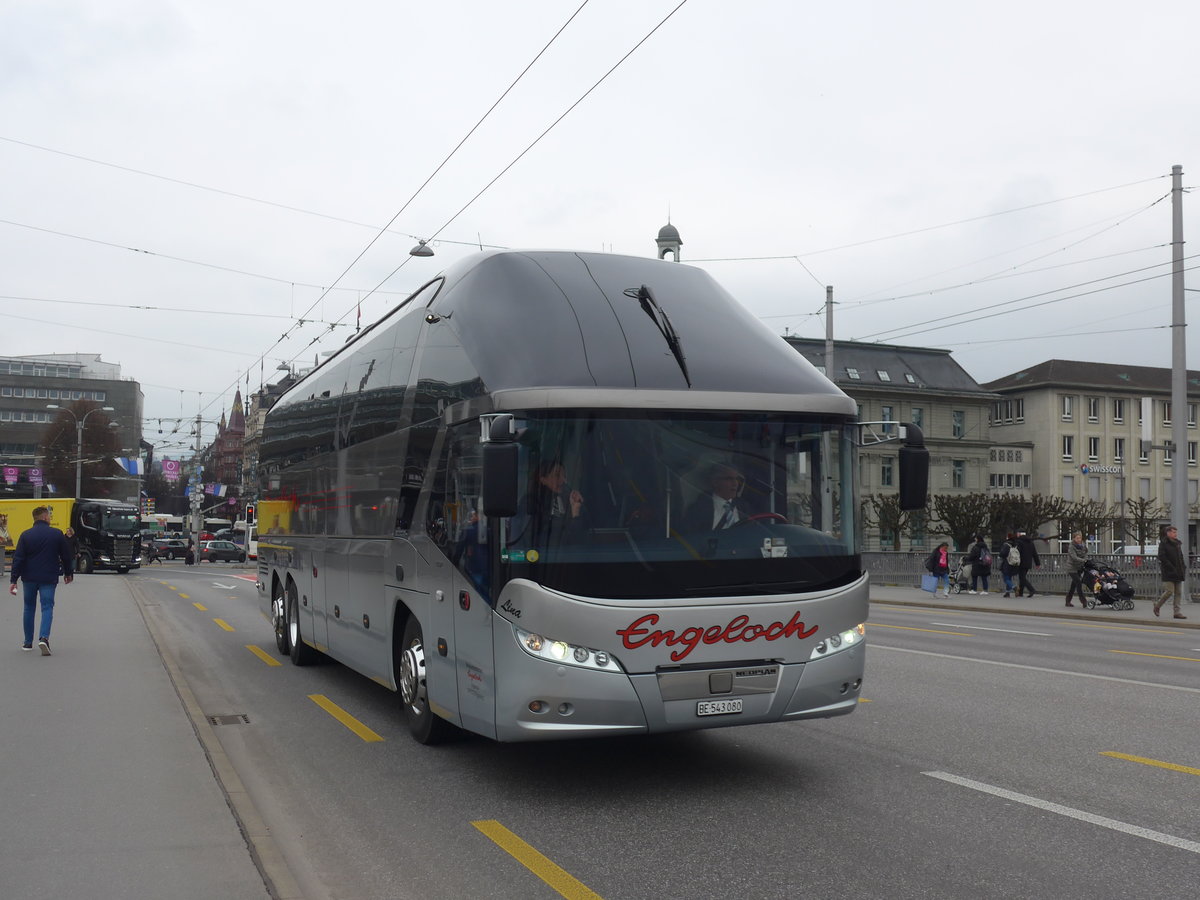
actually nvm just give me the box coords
[429,423,490,601]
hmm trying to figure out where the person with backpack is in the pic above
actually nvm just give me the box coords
[924,542,951,598]
[1065,531,1088,607]
[966,534,992,594]
[998,532,1017,597]
[1014,531,1041,597]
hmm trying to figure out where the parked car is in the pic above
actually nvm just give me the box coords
[199,540,247,563]
[153,538,189,560]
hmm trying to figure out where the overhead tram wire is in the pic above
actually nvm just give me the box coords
[0,216,408,296]
[686,173,1169,264]
[2,312,266,358]
[860,259,1200,344]
[0,135,506,252]
[339,0,696,334]
[841,191,1172,308]
[240,0,599,399]
[2,292,349,326]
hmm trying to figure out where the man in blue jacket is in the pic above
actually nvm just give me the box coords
[8,506,74,655]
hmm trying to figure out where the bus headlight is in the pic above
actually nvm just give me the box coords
[515,627,624,673]
[809,623,865,660]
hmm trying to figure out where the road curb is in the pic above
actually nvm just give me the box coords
[871,593,1200,629]
[128,579,305,900]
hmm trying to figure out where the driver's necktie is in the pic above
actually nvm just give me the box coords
[717,500,736,529]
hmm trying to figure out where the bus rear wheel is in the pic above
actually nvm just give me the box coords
[287,583,318,666]
[398,617,451,744]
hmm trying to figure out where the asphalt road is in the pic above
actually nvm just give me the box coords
[130,563,1200,900]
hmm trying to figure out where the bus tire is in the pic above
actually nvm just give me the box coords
[272,579,290,655]
[398,616,451,744]
[288,582,318,666]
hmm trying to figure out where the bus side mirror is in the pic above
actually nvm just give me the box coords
[482,414,518,518]
[898,423,929,511]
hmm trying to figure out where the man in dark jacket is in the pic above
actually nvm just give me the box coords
[8,506,74,655]
[1154,524,1188,619]
[1014,531,1041,598]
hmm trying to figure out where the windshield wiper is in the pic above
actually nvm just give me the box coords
[625,284,691,387]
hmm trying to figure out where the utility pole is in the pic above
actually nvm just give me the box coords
[1169,164,1189,601]
[824,285,835,379]
[190,412,204,541]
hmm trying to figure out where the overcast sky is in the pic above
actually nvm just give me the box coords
[3,0,1198,456]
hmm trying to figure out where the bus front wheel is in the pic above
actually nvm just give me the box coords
[398,617,451,744]
[272,580,290,655]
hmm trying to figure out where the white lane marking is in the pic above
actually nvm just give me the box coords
[929,622,1051,636]
[870,644,1200,695]
[211,582,237,589]
[924,771,1200,855]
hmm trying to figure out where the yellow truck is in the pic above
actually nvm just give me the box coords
[0,498,75,551]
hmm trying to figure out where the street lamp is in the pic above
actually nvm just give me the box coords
[47,405,116,498]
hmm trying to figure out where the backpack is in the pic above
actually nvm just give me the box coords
[1007,544,1021,566]
[978,546,992,567]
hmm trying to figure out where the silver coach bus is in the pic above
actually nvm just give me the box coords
[257,250,926,743]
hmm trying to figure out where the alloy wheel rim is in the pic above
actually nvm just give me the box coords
[400,639,425,712]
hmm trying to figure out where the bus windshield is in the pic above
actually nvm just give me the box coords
[496,411,859,599]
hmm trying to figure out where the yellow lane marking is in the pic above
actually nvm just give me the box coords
[193,602,207,611]
[858,697,872,703]
[472,820,603,900]
[868,623,974,636]
[178,593,190,599]
[213,618,235,632]
[1108,649,1200,663]
[246,644,282,667]
[307,694,384,742]
[1102,752,1200,776]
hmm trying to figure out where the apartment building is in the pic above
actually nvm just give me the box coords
[984,359,1200,551]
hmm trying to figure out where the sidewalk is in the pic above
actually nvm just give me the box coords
[869,579,1199,628]
[0,574,272,900]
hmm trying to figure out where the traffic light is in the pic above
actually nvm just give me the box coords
[245,504,256,524]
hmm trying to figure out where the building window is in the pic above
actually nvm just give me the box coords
[877,370,891,382]
[845,367,860,380]
[904,373,916,384]
[1088,437,1099,461]
[1139,440,1149,463]
[1112,398,1125,424]
[1089,476,1101,501]
[1087,397,1100,422]
[1061,395,1074,421]
[1190,441,1198,466]
[1114,477,1125,503]
[1062,435,1074,461]
[1165,445,1174,466]
[1139,477,1151,500]
[911,408,923,429]
[1014,398,1024,422]
[881,405,894,434]
[952,459,965,488]
[1192,480,1199,504]
[1062,474,1075,501]
[1114,437,1125,462]
[1163,401,1172,425]
[989,473,997,488]
[1002,400,1013,423]
[1190,403,1197,427]
[952,410,965,438]
[881,457,894,487]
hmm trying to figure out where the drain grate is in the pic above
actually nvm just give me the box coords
[207,714,250,726]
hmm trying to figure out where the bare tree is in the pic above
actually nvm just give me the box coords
[41,404,123,498]
[931,493,992,550]
[864,493,918,550]
[1062,500,1115,544]
[1123,497,1166,552]
[990,492,1072,540]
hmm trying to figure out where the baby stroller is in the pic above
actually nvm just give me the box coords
[1081,560,1135,610]
[948,557,973,594]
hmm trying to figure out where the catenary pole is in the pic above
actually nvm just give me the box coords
[825,285,834,379]
[1169,165,1189,601]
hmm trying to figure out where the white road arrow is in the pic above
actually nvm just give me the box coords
[212,583,237,589]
